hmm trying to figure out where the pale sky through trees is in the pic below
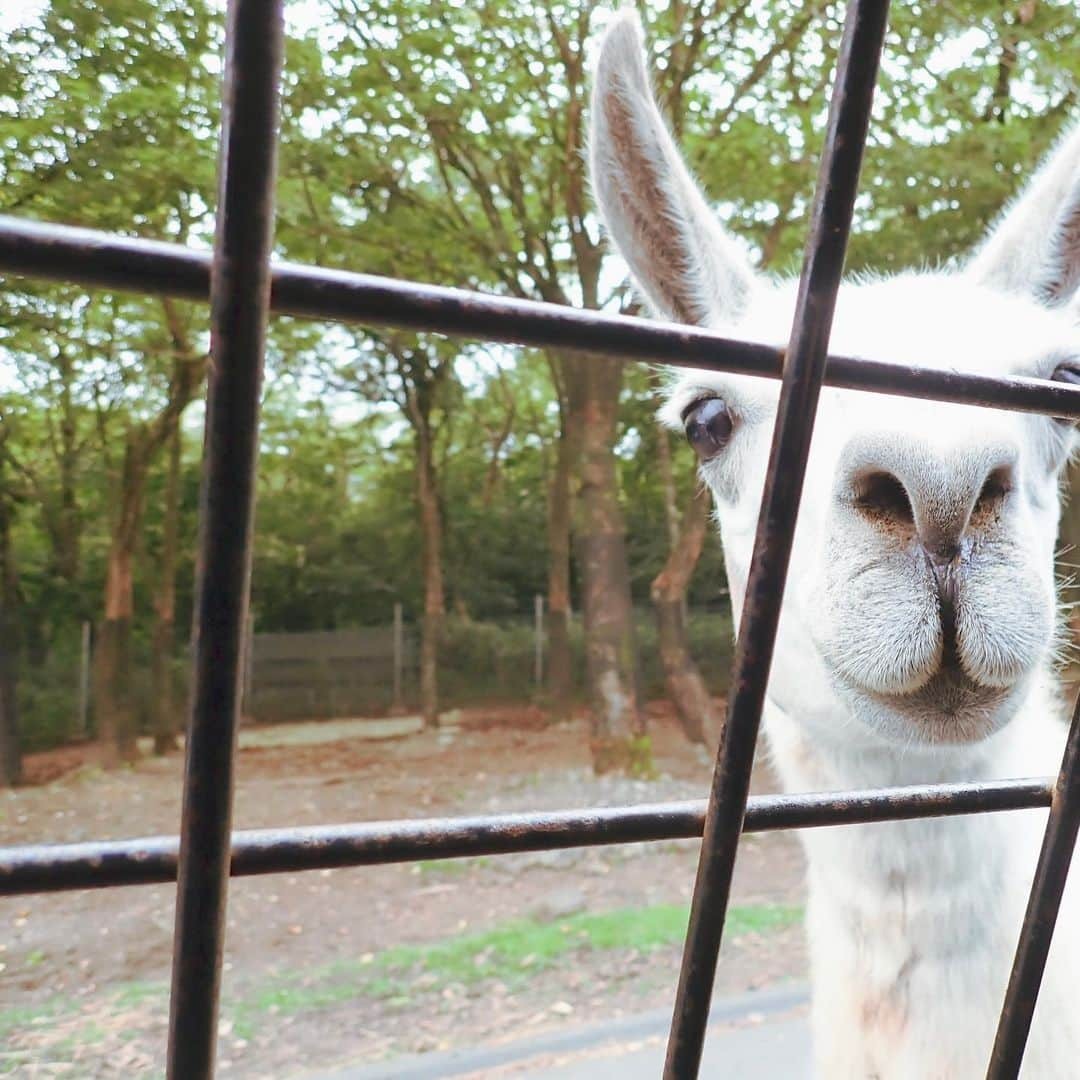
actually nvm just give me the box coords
[0,0,46,33]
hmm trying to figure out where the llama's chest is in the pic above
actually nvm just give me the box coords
[802,814,1080,1079]
[762,700,1079,1076]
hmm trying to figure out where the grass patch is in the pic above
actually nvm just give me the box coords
[228,901,802,1038]
[414,856,492,877]
[0,979,166,1048]
[0,1000,66,1042]
[110,981,162,1008]
[1,901,803,1053]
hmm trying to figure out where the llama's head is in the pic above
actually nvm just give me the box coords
[590,13,1080,748]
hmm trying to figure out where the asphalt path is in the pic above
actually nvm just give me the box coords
[312,984,813,1079]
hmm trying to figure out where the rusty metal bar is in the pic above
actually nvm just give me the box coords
[664,2,891,1075]
[0,778,1052,897]
[165,3,283,1077]
[2,215,1080,422]
[986,700,1080,1077]
[0,4,1072,1078]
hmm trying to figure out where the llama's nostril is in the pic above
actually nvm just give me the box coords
[974,465,1013,517]
[853,470,914,527]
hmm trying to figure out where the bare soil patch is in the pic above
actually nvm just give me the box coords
[1,704,807,1078]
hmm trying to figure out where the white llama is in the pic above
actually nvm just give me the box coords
[590,13,1080,1079]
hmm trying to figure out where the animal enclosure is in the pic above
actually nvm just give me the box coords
[2,2,1080,1079]
[244,608,733,721]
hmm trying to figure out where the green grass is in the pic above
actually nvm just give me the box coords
[0,901,803,1052]
[0,1000,66,1042]
[414,856,492,877]
[110,980,162,1008]
[0,979,163,1053]
[228,901,801,1037]
[382,903,699,982]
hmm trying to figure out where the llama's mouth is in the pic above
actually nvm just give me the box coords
[859,662,1017,744]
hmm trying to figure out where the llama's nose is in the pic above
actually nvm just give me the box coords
[844,448,1016,561]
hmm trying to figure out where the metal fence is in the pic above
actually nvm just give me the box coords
[245,624,418,718]
[0,1,1078,1078]
[243,606,734,720]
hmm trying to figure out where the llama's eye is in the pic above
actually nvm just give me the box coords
[1051,361,1080,387]
[682,398,733,461]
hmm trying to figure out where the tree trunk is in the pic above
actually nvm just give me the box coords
[656,428,681,549]
[0,499,21,785]
[96,449,140,767]
[96,438,149,766]
[651,485,719,748]
[576,356,647,775]
[546,410,579,720]
[0,611,20,787]
[95,305,205,767]
[0,447,22,786]
[416,421,445,728]
[53,349,82,587]
[95,609,135,766]
[151,421,183,754]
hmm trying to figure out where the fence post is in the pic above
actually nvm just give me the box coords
[393,602,404,711]
[534,594,544,688]
[78,620,91,738]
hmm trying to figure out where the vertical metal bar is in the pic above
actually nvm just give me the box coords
[165,2,283,1077]
[986,691,1080,1078]
[662,2,890,1075]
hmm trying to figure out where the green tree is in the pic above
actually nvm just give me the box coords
[1,0,1078,764]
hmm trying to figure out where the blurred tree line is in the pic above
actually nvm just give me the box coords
[0,0,1077,780]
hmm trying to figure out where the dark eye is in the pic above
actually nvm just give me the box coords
[682,398,733,461]
[1051,360,1080,387]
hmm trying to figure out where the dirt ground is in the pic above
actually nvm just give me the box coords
[0,704,807,1078]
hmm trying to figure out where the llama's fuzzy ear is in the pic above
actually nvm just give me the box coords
[967,123,1080,307]
[589,11,756,326]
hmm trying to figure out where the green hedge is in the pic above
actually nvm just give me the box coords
[15,608,734,747]
[437,607,734,708]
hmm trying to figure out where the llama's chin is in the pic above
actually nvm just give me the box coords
[837,665,1025,746]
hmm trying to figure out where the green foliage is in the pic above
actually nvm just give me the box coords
[434,608,732,711]
[13,623,86,750]
[2,0,1077,751]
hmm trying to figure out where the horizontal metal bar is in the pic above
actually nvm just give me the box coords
[0,778,1050,897]
[2,215,1079,420]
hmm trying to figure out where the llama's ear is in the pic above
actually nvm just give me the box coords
[967,123,1080,307]
[589,11,756,325]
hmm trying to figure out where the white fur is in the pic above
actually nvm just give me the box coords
[590,11,1080,1078]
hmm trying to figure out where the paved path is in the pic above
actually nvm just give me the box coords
[313,985,812,1079]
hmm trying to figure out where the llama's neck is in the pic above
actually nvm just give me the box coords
[764,671,1073,1078]
[762,667,1065,900]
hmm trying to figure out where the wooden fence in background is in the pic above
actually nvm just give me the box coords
[245,620,417,721]
[240,601,731,723]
